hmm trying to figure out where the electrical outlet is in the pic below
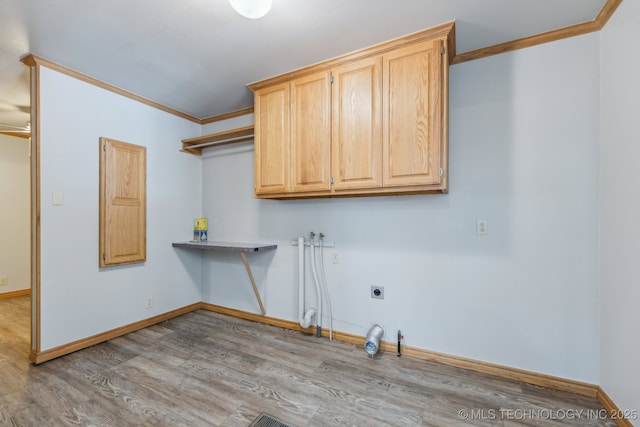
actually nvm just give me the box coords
[331,251,340,264]
[476,219,488,235]
[371,286,384,299]
[145,297,153,309]
[0,277,7,286]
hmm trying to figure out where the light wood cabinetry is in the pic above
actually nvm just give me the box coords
[249,21,454,199]
[383,38,444,188]
[332,56,382,191]
[254,82,289,194]
[290,71,332,192]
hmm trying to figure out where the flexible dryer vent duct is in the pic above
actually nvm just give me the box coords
[364,324,384,359]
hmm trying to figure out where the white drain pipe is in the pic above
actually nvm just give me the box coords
[309,232,323,338]
[298,236,315,328]
[319,233,333,341]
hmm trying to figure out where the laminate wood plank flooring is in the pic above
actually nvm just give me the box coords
[0,295,30,360]
[0,296,616,426]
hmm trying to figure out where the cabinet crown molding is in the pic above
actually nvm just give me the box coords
[248,21,455,92]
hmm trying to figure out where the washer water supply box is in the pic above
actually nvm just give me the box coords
[193,218,208,241]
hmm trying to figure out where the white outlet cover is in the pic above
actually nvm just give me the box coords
[476,219,488,235]
[52,192,64,205]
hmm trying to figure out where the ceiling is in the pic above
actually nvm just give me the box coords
[0,0,607,132]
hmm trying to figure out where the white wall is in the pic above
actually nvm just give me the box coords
[0,134,30,294]
[600,0,640,417]
[38,67,203,350]
[201,33,601,383]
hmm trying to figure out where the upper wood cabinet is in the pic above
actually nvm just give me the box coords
[254,82,290,195]
[332,56,382,191]
[383,39,444,188]
[290,71,332,193]
[249,21,455,199]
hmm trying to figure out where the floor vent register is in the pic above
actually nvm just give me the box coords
[249,412,293,427]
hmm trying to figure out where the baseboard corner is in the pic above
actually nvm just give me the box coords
[31,302,202,364]
[597,386,635,427]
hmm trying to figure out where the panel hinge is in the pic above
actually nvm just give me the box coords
[440,45,445,55]
[103,143,106,151]
[102,253,106,261]
[440,167,444,177]
[330,176,334,185]
[330,74,334,84]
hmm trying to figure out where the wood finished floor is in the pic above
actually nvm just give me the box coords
[0,296,616,426]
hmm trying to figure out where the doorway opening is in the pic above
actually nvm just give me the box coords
[0,64,32,363]
[0,132,32,361]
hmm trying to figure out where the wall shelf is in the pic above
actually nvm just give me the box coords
[180,125,254,156]
[172,241,276,315]
[171,241,276,253]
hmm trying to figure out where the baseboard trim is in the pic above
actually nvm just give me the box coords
[0,289,31,299]
[30,302,202,364]
[201,303,597,398]
[397,344,597,397]
[201,303,316,334]
[597,386,634,427]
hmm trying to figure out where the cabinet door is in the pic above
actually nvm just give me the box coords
[383,39,444,187]
[332,56,382,191]
[254,82,290,195]
[290,71,332,193]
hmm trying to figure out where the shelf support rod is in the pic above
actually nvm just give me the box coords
[240,251,266,316]
[184,134,254,150]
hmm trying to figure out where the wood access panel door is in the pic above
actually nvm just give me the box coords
[99,137,146,267]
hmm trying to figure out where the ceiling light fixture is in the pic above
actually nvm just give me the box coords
[228,0,272,19]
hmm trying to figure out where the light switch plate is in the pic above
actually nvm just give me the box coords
[52,192,64,205]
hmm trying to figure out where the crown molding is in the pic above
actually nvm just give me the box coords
[453,0,622,64]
